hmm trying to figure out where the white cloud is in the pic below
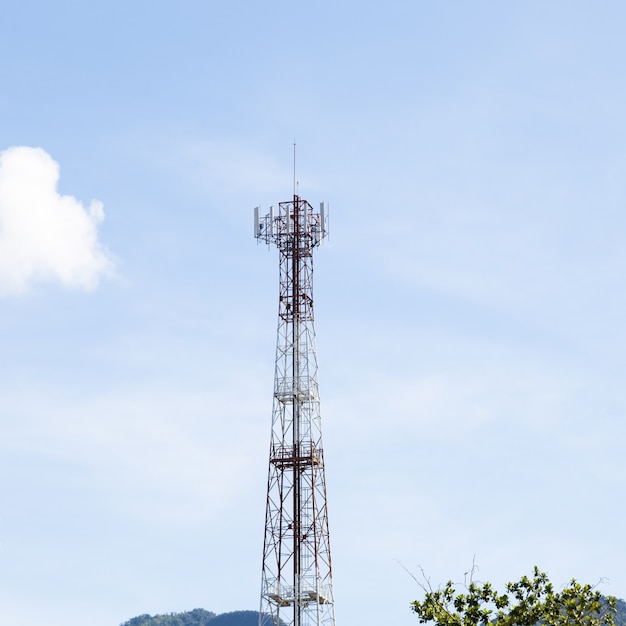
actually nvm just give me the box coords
[0,146,114,295]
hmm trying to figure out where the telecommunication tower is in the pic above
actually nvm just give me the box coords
[254,192,335,626]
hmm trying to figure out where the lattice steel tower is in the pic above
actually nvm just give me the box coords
[254,193,335,626]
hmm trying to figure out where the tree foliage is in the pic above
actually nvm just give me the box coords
[411,566,616,626]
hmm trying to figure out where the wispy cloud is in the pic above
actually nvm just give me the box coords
[0,146,114,295]
[1,378,269,526]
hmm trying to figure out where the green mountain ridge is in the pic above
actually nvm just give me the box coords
[121,598,626,626]
[120,609,258,626]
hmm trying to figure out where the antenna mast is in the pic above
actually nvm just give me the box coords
[254,185,334,626]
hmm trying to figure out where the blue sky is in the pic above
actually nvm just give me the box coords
[2,2,626,625]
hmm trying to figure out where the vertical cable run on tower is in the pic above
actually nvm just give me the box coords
[254,195,334,626]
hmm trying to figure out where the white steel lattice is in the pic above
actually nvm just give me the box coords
[255,196,335,626]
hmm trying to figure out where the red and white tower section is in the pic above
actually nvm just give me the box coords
[254,195,335,626]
